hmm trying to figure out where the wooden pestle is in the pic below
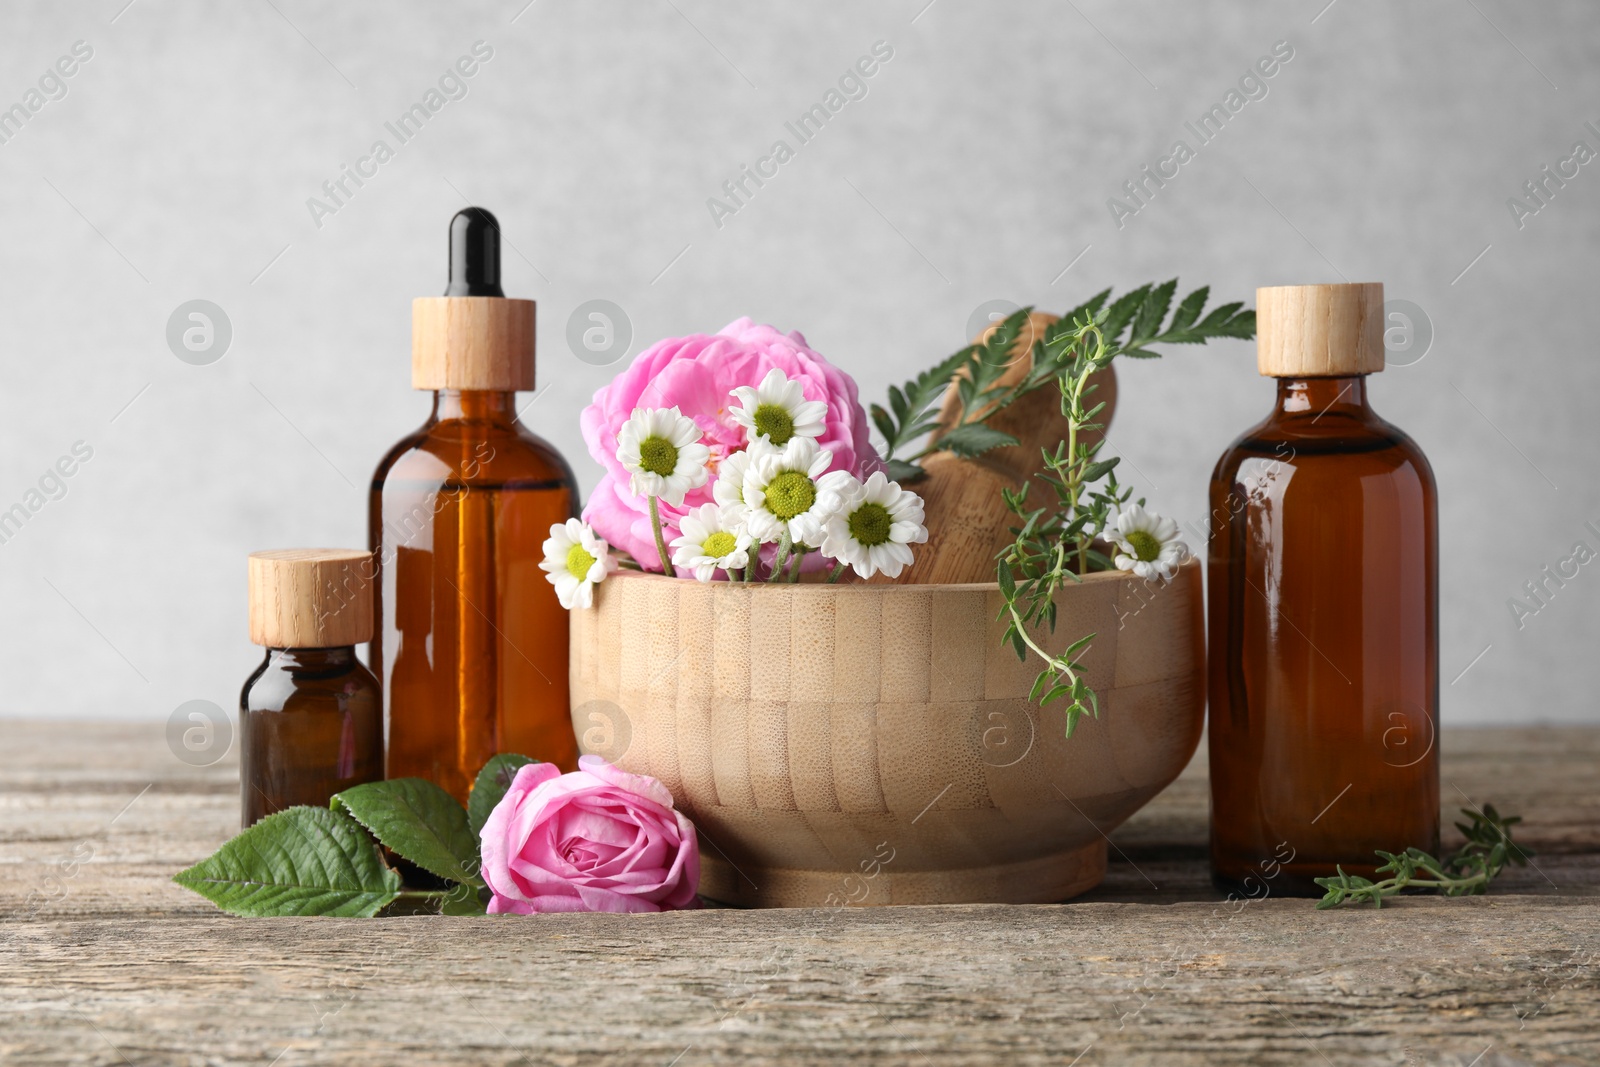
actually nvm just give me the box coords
[870,312,1118,585]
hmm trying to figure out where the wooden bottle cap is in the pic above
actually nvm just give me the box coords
[1256,283,1385,377]
[411,297,536,391]
[248,549,375,648]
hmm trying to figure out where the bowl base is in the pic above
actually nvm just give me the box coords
[699,840,1107,908]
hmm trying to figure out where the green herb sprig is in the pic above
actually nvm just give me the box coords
[986,283,1253,737]
[1314,805,1531,909]
[871,282,1255,484]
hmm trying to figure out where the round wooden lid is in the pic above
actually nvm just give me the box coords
[411,297,536,391]
[247,549,375,648]
[1256,283,1385,377]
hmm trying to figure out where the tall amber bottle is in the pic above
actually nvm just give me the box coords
[370,208,579,802]
[1208,283,1438,896]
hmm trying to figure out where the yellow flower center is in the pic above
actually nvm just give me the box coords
[751,403,795,445]
[702,531,738,558]
[764,470,816,521]
[638,435,679,477]
[1125,529,1162,562]
[565,543,597,580]
[847,502,892,547]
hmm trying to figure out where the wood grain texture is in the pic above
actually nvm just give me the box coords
[896,310,1118,585]
[410,296,536,391]
[571,564,1206,906]
[867,451,1019,585]
[1256,282,1385,377]
[933,309,1119,484]
[247,548,374,648]
[1,722,1597,1065]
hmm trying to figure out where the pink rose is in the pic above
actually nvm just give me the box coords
[479,755,700,914]
[580,317,882,568]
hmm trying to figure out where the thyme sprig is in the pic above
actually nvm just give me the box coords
[1314,805,1531,909]
[988,284,1254,738]
[994,313,1126,737]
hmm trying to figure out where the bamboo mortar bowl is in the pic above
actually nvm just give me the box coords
[568,559,1204,907]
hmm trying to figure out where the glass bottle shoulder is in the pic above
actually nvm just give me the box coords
[240,649,379,713]
[371,413,576,493]
[1211,398,1435,489]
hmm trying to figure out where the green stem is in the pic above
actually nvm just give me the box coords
[826,560,848,584]
[769,530,793,581]
[1360,871,1489,898]
[649,496,675,577]
[1005,598,1077,690]
[788,548,807,582]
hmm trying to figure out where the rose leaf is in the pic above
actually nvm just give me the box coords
[332,778,481,888]
[172,805,401,917]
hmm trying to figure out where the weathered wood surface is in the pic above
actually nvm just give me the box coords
[2,722,1597,1065]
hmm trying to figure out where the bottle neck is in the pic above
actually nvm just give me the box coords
[1273,375,1372,419]
[264,646,358,671]
[430,389,518,425]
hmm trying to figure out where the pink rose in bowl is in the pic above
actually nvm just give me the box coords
[479,755,701,914]
[580,317,882,568]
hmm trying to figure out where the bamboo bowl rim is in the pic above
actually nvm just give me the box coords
[599,560,1190,594]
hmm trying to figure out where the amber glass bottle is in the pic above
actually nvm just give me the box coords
[370,208,579,803]
[1208,283,1438,896]
[241,550,384,828]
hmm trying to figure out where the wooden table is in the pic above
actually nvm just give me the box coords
[3,723,1596,1065]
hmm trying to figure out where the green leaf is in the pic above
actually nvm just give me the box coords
[1059,287,1112,331]
[869,403,896,444]
[939,424,1021,458]
[875,343,984,459]
[1099,284,1152,345]
[1168,285,1208,334]
[332,778,481,887]
[885,458,925,483]
[1129,279,1177,346]
[172,806,401,917]
[437,884,490,915]
[888,383,909,423]
[468,753,538,839]
[1081,457,1120,483]
[996,561,1016,599]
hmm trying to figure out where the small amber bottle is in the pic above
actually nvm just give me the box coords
[370,208,579,803]
[1208,283,1439,896]
[241,549,384,828]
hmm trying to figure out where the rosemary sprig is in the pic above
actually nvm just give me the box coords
[1314,805,1531,909]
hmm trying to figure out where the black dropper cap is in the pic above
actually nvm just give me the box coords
[444,207,504,297]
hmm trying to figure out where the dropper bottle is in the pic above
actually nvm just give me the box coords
[369,208,579,802]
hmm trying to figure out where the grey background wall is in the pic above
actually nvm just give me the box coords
[0,0,1594,727]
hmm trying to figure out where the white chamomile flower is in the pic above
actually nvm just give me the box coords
[820,472,929,580]
[742,437,852,547]
[539,519,617,609]
[669,504,753,581]
[1106,504,1190,581]
[617,406,711,507]
[710,444,771,531]
[728,368,828,448]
